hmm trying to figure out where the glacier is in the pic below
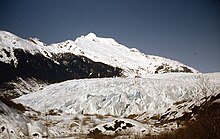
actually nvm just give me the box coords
[14,73,220,117]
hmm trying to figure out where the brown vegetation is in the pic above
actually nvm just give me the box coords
[145,95,220,139]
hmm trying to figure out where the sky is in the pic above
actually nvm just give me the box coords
[0,0,220,73]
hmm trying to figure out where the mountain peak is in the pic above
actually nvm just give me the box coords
[85,32,97,41]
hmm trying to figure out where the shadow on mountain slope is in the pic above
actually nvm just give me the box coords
[0,49,122,85]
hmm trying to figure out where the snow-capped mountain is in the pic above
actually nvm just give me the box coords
[0,31,122,86]
[0,31,198,82]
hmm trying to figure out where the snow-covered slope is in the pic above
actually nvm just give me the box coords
[0,31,198,77]
[14,73,220,118]
[51,33,198,75]
[0,100,47,138]
[0,31,54,66]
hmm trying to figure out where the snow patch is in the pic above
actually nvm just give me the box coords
[88,118,158,137]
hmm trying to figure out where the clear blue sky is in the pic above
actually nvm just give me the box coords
[0,0,220,73]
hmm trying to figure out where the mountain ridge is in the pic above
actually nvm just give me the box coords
[0,30,198,78]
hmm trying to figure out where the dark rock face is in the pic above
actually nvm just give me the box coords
[52,52,122,79]
[0,61,16,85]
[0,49,122,85]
